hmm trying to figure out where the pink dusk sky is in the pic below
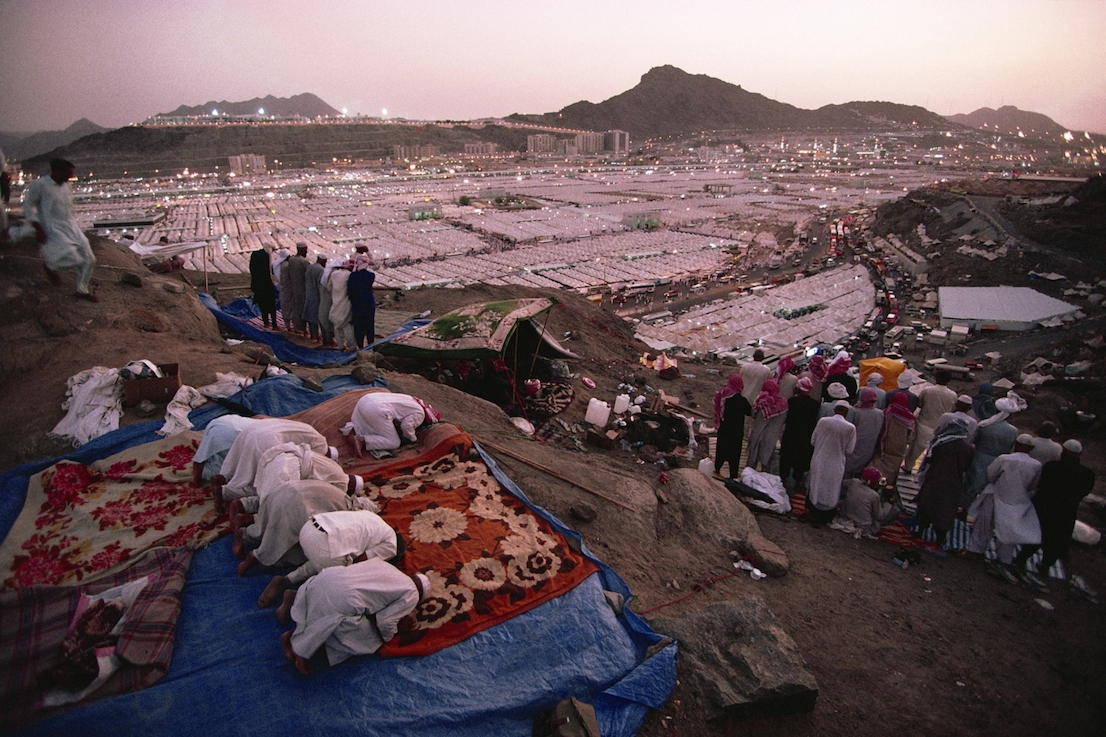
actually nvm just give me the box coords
[1,0,1104,134]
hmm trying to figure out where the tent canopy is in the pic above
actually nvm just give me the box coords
[375,298,578,360]
[858,356,906,391]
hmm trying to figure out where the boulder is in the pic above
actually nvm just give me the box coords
[647,597,818,722]
[741,533,790,577]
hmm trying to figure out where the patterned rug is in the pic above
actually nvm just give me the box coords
[0,433,224,590]
[357,431,599,658]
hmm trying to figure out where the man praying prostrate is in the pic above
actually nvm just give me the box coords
[342,392,441,456]
[257,509,404,607]
[279,559,429,675]
[213,418,332,511]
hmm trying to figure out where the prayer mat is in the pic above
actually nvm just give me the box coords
[0,547,192,728]
[357,432,599,657]
[0,433,223,589]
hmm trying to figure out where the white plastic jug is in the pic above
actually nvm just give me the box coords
[613,394,631,414]
[585,398,611,427]
[698,458,715,476]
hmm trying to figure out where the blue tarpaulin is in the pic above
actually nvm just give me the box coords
[201,293,357,367]
[2,375,677,736]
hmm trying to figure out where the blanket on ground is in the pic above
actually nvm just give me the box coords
[0,547,192,728]
[200,294,356,366]
[0,434,222,589]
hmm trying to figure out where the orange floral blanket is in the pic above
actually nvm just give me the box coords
[0,433,224,590]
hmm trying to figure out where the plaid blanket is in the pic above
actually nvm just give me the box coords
[0,433,223,589]
[0,547,192,728]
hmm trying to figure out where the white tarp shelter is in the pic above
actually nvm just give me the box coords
[938,287,1079,331]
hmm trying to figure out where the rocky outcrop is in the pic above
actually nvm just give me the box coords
[647,597,818,721]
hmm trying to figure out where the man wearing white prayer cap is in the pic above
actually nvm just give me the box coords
[1011,437,1096,589]
[806,399,857,524]
[967,433,1042,584]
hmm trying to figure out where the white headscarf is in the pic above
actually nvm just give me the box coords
[977,391,1027,428]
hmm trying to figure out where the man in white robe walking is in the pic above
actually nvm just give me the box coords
[23,158,98,301]
[807,401,857,524]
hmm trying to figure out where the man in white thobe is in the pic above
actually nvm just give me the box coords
[280,559,428,674]
[191,415,260,486]
[342,391,438,455]
[22,158,98,300]
[739,349,773,405]
[933,395,979,440]
[239,479,378,587]
[216,418,332,507]
[807,401,857,524]
[257,509,401,607]
[967,434,1042,574]
[903,370,957,472]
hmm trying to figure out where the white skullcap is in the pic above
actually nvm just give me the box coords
[898,371,915,389]
[1016,433,1035,446]
[828,383,850,399]
[957,395,973,405]
[328,446,339,460]
[414,573,431,599]
[352,475,365,495]
[835,399,851,409]
[868,373,883,385]
[1063,439,1083,453]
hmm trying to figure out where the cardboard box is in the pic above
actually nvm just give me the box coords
[586,428,623,450]
[123,363,181,406]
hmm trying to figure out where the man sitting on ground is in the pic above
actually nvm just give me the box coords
[832,467,901,538]
[279,559,429,675]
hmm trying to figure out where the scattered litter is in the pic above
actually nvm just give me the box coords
[225,338,243,346]
[734,560,767,580]
[581,377,596,389]
[922,575,932,583]
[1034,599,1054,611]
[956,681,966,687]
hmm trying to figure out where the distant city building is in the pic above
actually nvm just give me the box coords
[604,130,630,155]
[228,154,267,175]
[575,132,605,155]
[463,142,499,156]
[527,134,557,154]
[394,144,440,160]
[556,139,579,156]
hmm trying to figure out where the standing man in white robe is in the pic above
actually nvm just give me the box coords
[328,260,355,351]
[280,559,429,675]
[23,158,98,301]
[967,434,1042,581]
[739,349,773,405]
[807,401,857,524]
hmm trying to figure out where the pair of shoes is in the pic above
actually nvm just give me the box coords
[1017,569,1049,592]
[76,292,100,303]
[987,561,1020,585]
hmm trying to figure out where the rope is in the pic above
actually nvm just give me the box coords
[633,572,740,615]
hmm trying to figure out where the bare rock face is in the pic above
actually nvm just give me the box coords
[647,597,818,722]
[742,533,790,577]
[655,468,760,551]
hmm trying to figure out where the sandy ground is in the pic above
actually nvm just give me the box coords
[1,235,1103,736]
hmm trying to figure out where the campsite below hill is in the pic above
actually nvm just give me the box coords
[0,235,1103,736]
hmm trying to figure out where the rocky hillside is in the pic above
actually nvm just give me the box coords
[0,119,108,162]
[157,93,341,120]
[945,105,1069,138]
[510,65,959,139]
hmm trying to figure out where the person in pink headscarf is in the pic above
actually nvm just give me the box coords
[844,387,885,476]
[799,354,828,401]
[873,392,916,486]
[779,376,821,491]
[776,356,798,399]
[746,379,789,472]
[834,466,901,538]
[713,374,751,479]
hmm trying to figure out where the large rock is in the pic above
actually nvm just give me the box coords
[655,468,759,550]
[647,597,817,721]
[742,533,790,577]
